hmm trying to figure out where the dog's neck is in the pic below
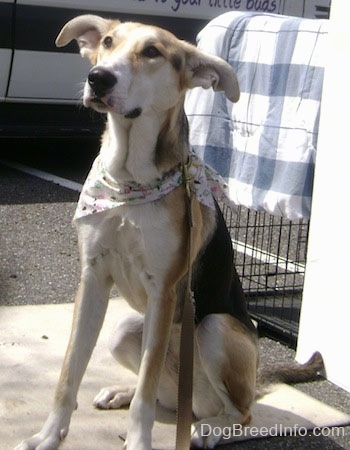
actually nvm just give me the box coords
[99,102,189,185]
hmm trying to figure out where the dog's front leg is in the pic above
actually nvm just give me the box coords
[125,285,177,450]
[15,269,111,450]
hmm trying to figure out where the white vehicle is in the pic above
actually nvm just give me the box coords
[0,0,329,136]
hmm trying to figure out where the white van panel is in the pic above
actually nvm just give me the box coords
[7,50,90,101]
[16,0,283,20]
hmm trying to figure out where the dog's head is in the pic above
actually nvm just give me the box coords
[56,15,240,119]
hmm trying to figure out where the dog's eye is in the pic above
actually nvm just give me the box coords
[103,36,113,49]
[142,45,161,59]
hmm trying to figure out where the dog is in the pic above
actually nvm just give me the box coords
[14,15,323,450]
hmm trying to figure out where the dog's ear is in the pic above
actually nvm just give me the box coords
[184,45,240,103]
[55,15,116,64]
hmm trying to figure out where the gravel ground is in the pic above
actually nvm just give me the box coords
[1,162,349,449]
[0,164,80,306]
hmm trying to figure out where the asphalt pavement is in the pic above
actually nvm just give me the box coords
[0,143,349,449]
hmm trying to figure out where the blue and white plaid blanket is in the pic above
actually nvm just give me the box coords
[185,12,329,220]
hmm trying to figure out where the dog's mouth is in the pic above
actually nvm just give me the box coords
[90,96,105,106]
[89,95,142,119]
[124,108,142,119]
[87,95,109,113]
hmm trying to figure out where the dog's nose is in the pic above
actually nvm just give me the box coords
[88,67,117,97]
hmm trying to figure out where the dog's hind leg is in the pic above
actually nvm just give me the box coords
[191,314,258,449]
[14,265,112,450]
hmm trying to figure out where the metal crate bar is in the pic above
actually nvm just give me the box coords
[222,204,310,346]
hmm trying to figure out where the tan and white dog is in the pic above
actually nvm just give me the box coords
[15,15,323,450]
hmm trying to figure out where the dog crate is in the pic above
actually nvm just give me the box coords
[222,204,310,347]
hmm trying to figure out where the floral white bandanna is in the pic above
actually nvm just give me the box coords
[74,150,234,220]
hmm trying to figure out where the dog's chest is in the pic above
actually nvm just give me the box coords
[77,200,182,312]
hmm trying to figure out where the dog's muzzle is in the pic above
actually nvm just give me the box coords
[86,66,142,119]
[88,67,117,99]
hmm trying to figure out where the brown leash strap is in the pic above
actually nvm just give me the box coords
[175,158,195,450]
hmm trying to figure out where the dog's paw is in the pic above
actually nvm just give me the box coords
[191,420,221,449]
[13,428,66,450]
[121,437,152,450]
[14,412,70,450]
[191,415,238,449]
[93,385,135,409]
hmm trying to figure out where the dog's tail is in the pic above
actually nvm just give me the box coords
[256,351,324,398]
